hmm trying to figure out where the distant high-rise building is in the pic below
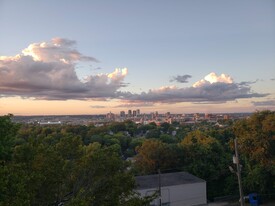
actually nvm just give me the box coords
[155,111,158,118]
[137,109,140,116]
[120,111,126,118]
[106,112,115,120]
[133,110,137,117]
[128,110,132,117]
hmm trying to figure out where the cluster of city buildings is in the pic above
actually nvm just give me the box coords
[12,109,251,126]
[105,109,249,126]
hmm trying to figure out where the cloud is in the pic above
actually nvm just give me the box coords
[90,105,107,108]
[252,100,275,107]
[193,72,233,88]
[21,37,98,63]
[0,38,128,100]
[119,73,268,104]
[170,74,192,83]
[238,80,258,86]
[0,40,269,106]
[114,102,155,108]
[270,78,275,81]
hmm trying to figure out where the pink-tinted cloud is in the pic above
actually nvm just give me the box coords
[21,37,98,63]
[0,38,128,100]
[193,72,233,87]
[0,39,268,104]
[114,102,155,108]
[119,73,268,104]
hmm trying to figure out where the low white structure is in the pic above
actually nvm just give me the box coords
[135,171,207,206]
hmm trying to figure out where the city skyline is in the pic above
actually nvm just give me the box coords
[1,0,275,115]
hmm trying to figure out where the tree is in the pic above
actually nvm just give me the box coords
[0,114,19,162]
[159,134,178,144]
[180,130,232,199]
[134,139,179,174]
[233,110,275,193]
[108,122,126,133]
[0,121,150,206]
[67,146,150,206]
[145,128,161,139]
[160,122,170,133]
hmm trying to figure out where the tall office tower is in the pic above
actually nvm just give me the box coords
[106,112,115,120]
[155,111,158,117]
[120,111,126,118]
[133,110,137,117]
[128,110,132,117]
[137,109,140,115]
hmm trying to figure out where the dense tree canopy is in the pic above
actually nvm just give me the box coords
[0,114,19,162]
[134,139,180,174]
[233,110,275,193]
[0,116,151,206]
[0,110,274,204]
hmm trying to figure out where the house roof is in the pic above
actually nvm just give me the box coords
[135,171,205,190]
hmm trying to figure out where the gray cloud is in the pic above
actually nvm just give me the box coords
[0,39,269,105]
[270,78,275,81]
[170,75,192,83]
[252,100,275,107]
[192,101,227,104]
[0,38,128,100]
[118,82,268,104]
[238,79,258,86]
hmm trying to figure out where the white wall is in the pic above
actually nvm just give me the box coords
[137,182,207,206]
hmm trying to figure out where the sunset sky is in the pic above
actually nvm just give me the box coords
[0,0,275,115]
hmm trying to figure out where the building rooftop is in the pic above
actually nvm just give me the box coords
[135,171,205,190]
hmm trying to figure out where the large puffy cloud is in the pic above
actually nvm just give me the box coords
[21,37,98,63]
[0,39,268,104]
[192,72,233,87]
[119,73,268,103]
[0,38,127,100]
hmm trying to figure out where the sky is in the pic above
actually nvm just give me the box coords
[0,0,275,115]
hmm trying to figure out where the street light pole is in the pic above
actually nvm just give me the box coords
[234,138,244,206]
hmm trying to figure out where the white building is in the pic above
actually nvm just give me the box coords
[135,171,207,206]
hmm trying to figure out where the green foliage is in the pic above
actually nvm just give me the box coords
[233,110,275,194]
[134,139,180,174]
[108,122,126,133]
[145,128,161,139]
[160,122,170,133]
[180,130,233,199]
[0,114,20,162]
[159,134,178,144]
[1,110,274,204]
[0,118,149,205]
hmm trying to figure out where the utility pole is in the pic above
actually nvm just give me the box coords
[234,138,244,206]
[158,168,162,206]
